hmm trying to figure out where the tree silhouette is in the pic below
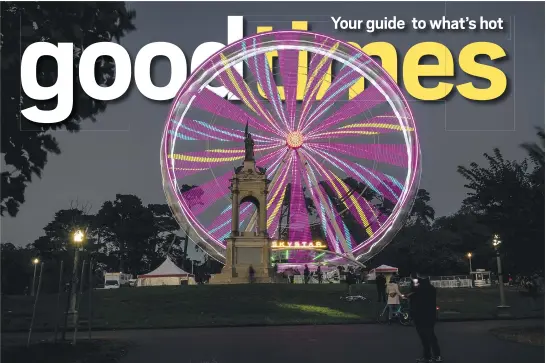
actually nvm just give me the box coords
[1,2,136,216]
[458,148,544,274]
[521,127,545,168]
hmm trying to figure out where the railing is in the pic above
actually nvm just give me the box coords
[430,279,472,288]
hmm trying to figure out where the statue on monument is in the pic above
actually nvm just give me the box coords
[244,121,255,161]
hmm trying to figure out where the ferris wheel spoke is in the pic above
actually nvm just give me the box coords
[277,46,299,131]
[302,150,378,237]
[308,142,408,169]
[301,163,345,254]
[319,183,355,252]
[299,56,365,133]
[298,151,352,255]
[243,39,290,132]
[169,118,283,144]
[169,144,283,178]
[207,203,254,240]
[306,114,414,141]
[192,88,281,136]
[304,144,402,204]
[177,146,285,216]
[305,86,386,137]
[298,41,338,130]
[267,154,293,237]
[215,53,286,136]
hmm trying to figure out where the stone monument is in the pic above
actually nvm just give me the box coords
[210,123,273,284]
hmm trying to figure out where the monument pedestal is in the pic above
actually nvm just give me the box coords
[210,232,273,284]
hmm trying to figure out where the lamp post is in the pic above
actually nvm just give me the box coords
[31,258,39,297]
[69,229,85,333]
[466,253,473,288]
[492,234,510,312]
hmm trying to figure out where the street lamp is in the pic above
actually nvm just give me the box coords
[492,234,510,311]
[31,258,40,297]
[69,229,85,339]
[466,253,473,288]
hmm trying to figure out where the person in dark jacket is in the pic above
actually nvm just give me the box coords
[346,267,356,295]
[376,273,387,302]
[304,265,310,284]
[410,277,442,363]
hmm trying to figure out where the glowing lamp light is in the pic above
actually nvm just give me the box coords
[32,258,39,265]
[467,252,472,258]
[492,234,501,248]
[73,229,85,243]
[286,131,304,149]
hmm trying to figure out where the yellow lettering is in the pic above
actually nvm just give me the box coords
[403,42,454,100]
[292,21,308,101]
[348,42,398,99]
[457,42,507,101]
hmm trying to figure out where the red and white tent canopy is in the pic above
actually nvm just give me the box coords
[137,256,193,278]
[371,264,399,273]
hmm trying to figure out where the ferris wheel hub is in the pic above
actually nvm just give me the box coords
[286,131,304,149]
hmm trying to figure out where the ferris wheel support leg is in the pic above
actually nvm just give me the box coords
[297,151,353,258]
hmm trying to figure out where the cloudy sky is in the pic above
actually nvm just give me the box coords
[3,1,544,250]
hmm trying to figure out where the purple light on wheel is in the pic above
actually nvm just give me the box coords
[161,30,421,266]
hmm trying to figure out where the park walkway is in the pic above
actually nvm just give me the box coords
[4,319,543,363]
[115,319,543,363]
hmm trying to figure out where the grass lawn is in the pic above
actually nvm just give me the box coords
[2,284,543,332]
[1,340,130,363]
[490,325,545,346]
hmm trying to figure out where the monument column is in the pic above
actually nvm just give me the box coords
[259,197,267,235]
[231,187,239,236]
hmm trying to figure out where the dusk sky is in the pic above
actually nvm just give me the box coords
[2,1,544,250]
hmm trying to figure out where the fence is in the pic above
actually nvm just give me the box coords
[430,279,473,289]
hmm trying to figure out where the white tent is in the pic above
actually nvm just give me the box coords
[367,264,399,281]
[137,257,196,287]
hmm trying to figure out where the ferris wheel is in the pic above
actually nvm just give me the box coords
[161,31,421,266]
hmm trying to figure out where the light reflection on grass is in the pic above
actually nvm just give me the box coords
[277,303,361,319]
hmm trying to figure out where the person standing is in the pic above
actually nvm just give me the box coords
[411,277,442,363]
[346,267,356,295]
[304,265,310,284]
[386,277,403,324]
[317,266,323,284]
[376,273,387,302]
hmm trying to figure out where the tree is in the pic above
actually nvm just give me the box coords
[32,200,95,259]
[458,148,544,274]
[95,195,155,274]
[179,184,204,259]
[1,2,136,216]
[521,127,545,168]
[1,243,37,295]
[408,189,435,227]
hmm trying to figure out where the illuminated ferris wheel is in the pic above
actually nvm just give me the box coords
[161,31,421,266]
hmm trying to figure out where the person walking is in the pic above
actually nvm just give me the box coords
[376,273,387,302]
[248,265,255,284]
[317,266,323,284]
[411,277,442,363]
[386,277,403,324]
[304,265,310,284]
